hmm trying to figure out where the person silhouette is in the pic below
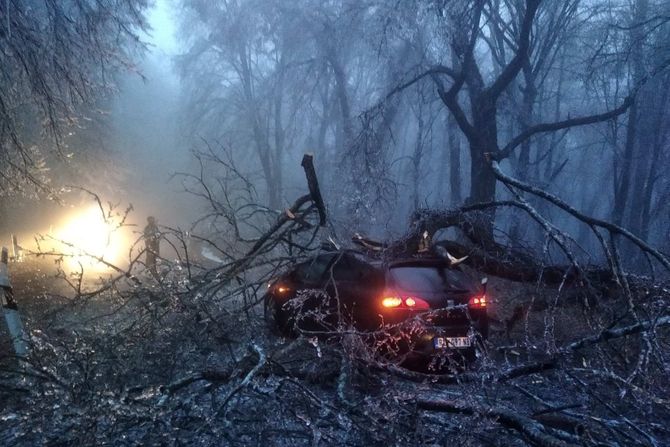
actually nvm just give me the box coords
[143,216,161,279]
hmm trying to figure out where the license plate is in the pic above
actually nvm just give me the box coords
[433,336,471,349]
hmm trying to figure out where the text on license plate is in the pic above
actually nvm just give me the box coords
[434,336,471,349]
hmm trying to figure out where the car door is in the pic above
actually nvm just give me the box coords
[322,253,383,328]
[278,253,336,331]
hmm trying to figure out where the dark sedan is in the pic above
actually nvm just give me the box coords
[263,250,488,362]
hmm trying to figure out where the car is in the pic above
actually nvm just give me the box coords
[263,249,489,364]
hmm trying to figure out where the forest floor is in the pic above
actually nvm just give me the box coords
[0,257,667,446]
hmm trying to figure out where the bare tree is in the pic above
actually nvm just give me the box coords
[0,0,148,194]
[177,0,319,209]
[379,1,646,241]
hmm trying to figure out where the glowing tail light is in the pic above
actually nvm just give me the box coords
[382,296,403,308]
[381,295,430,310]
[404,296,430,309]
[469,295,487,308]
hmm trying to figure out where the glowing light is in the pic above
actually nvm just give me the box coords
[469,295,487,308]
[405,296,430,309]
[382,296,402,308]
[55,207,125,272]
[382,294,430,310]
[277,286,291,293]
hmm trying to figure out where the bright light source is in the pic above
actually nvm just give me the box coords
[382,295,430,309]
[56,206,125,272]
[405,296,430,309]
[382,296,402,308]
[277,286,291,293]
[469,295,487,308]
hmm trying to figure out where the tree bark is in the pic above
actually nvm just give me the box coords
[510,62,538,246]
[238,45,281,209]
[466,95,499,243]
[447,112,462,205]
[327,49,353,149]
[411,109,424,210]
[517,63,537,182]
[631,76,668,241]
[611,0,648,226]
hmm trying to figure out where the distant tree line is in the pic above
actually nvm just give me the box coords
[175,0,670,262]
[0,0,149,197]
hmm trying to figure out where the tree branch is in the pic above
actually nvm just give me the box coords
[485,0,541,101]
[417,398,577,447]
[489,161,670,271]
[496,96,634,160]
[433,74,477,141]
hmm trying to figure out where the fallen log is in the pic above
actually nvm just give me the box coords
[416,398,579,447]
[380,159,670,288]
[382,202,656,290]
[435,239,614,286]
[379,207,614,287]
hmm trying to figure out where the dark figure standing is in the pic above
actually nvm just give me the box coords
[144,216,161,278]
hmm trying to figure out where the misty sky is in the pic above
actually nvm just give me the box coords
[108,1,198,228]
[147,1,179,57]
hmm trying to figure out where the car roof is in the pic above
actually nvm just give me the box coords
[300,251,453,271]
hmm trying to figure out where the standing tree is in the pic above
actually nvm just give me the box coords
[0,0,149,195]
[420,0,637,241]
[177,0,315,209]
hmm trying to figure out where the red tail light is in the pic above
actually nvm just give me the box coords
[381,295,430,310]
[469,295,487,308]
[404,296,430,309]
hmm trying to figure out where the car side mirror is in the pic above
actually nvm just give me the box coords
[481,277,488,294]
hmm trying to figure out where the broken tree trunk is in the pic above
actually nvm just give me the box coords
[212,154,330,283]
[381,159,669,289]
[385,204,612,287]
[301,153,327,227]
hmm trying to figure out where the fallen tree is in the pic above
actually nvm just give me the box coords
[2,151,669,446]
[378,159,670,297]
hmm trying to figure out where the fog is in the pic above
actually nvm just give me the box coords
[1,0,668,271]
[0,1,194,256]
[1,2,670,445]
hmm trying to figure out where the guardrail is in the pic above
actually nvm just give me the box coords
[1,246,27,356]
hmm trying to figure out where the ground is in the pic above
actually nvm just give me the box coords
[0,257,668,446]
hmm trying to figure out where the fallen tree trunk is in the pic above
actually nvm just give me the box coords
[435,239,614,286]
[384,204,616,287]
[416,398,578,447]
[382,161,669,288]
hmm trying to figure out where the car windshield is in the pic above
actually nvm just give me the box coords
[294,254,335,283]
[388,265,474,293]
